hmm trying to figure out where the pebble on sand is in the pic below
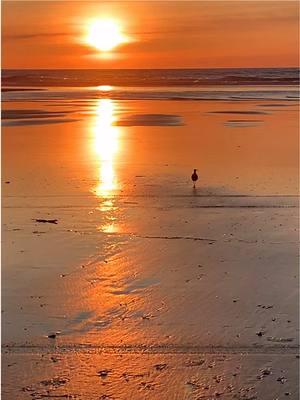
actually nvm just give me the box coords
[277,376,287,384]
[47,334,57,339]
[260,368,272,376]
[97,369,111,378]
[154,363,167,371]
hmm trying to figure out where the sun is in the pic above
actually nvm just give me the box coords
[86,19,126,52]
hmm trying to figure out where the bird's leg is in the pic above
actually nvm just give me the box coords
[193,183,196,189]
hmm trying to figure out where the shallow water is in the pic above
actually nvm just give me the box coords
[2,86,299,398]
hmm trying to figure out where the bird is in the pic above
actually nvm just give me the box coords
[191,169,198,188]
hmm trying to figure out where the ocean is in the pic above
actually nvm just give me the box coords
[2,68,300,102]
[2,67,299,87]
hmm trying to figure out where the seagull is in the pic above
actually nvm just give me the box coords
[191,169,198,188]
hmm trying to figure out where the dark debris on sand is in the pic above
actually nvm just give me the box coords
[97,369,111,378]
[154,363,167,371]
[34,219,58,224]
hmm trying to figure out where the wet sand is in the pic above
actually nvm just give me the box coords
[2,94,299,398]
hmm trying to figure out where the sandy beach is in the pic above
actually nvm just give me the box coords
[2,83,299,399]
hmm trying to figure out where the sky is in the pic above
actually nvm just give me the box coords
[2,1,299,69]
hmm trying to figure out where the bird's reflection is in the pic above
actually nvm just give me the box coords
[92,98,120,196]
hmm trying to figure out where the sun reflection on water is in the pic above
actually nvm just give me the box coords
[92,98,120,197]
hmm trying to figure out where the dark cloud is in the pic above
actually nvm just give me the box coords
[3,32,71,40]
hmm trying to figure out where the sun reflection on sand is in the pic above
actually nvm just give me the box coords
[92,98,120,197]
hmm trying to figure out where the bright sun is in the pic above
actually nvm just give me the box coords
[86,19,126,52]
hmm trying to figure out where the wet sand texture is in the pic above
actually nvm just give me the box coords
[2,91,299,399]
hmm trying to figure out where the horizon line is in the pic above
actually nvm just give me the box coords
[2,66,300,71]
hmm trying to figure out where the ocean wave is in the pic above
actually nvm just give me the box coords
[2,86,299,102]
[2,68,299,88]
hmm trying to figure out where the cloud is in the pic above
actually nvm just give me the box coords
[3,32,71,40]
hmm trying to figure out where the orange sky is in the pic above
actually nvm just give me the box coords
[2,1,299,69]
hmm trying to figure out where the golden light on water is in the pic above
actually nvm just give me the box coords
[101,221,117,233]
[97,199,115,212]
[92,98,120,197]
[96,199,119,233]
[86,19,127,52]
